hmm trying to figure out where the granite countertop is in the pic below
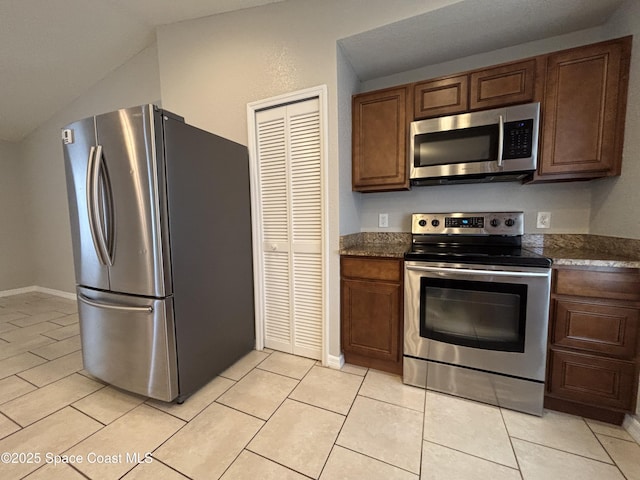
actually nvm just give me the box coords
[340,232,640,268]
[526,246,640,268]
[339,232,411,259]
[523,234,640,269]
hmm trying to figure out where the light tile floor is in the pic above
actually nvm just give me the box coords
[1,291,640,479]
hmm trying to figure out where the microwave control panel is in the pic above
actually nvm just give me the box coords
[503,119,534,159]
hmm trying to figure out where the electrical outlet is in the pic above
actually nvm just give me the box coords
[537,211,551,229]
[378,213,389,228]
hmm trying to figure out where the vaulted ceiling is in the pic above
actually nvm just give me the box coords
[0,0,284,142]
[0,0,626,143]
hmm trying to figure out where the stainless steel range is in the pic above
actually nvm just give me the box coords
[403,212,552,415]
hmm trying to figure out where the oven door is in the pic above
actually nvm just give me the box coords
[404,261,551,382]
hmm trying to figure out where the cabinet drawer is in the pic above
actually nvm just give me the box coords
[341,257,402,282]
[548,349,636,410]
[552,299,639,358]
[554,268,640,301]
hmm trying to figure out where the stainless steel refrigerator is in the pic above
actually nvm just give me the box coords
[62,104,255,402]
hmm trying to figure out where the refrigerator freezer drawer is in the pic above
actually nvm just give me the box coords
[77,287,178,401]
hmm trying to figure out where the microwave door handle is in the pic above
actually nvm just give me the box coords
[497,115,504,167]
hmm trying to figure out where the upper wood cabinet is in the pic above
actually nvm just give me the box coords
[414,59,540,119]
[352,86,411,192]
[351,36,632,191]
[414,75,469,119]
[469,59,539,110]
[536,36,632,181]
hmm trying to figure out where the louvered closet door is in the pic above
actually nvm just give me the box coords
[255,98,323,360]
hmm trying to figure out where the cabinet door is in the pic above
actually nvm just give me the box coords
[414,75,468,119]
[548,349,636,410]
[538,37,631,178]
[341,278,401,363]
[552,299,639,358]
[470,59,537,110]
[352,87,410,192]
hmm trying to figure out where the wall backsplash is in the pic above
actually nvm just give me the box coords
[358,180,593,234]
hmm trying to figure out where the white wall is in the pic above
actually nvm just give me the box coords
[0,140,33,291]
[19,43,161,293]
[591,0,640,240]
[337,43,362,235]
[359,182,592,233]
[156,0,468,362]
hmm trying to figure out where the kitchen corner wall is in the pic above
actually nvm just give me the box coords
[0,140,33,291]
[16,43,161,294]
[590,0,640,240]
[357,6,640,239]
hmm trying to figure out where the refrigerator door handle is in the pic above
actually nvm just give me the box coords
[86,145,108,266]
[78,294,154,313]
[90,145,114,266]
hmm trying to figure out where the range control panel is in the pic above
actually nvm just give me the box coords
[411,212,524,236]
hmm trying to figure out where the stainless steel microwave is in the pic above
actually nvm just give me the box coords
[410,102,540,185]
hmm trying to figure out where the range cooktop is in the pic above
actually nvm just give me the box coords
[405,212,552,268]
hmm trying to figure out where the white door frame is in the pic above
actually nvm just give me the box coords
[247,85,329,365]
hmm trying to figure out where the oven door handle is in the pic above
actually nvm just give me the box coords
[406,265,550,278]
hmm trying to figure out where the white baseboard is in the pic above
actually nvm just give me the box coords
[326,353,345,370]
[623,414,640,443]
[0,286,36,297]
[34,286,76,300]
[0,285,75,301]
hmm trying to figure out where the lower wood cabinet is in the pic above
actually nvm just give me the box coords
[545,265,640,424]
[548,349,637,411]
[341,256,403,374]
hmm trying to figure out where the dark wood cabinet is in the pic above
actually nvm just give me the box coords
[553,300,639,358]
[352,86,411,192]
[548,349,637,411]
[341,256,403,374]
[414,75,469,119]
[413,59,541,119]
[545,265,640,424]
[536,36,632,181]
[351,36,632,192]
[469,59,539,110]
